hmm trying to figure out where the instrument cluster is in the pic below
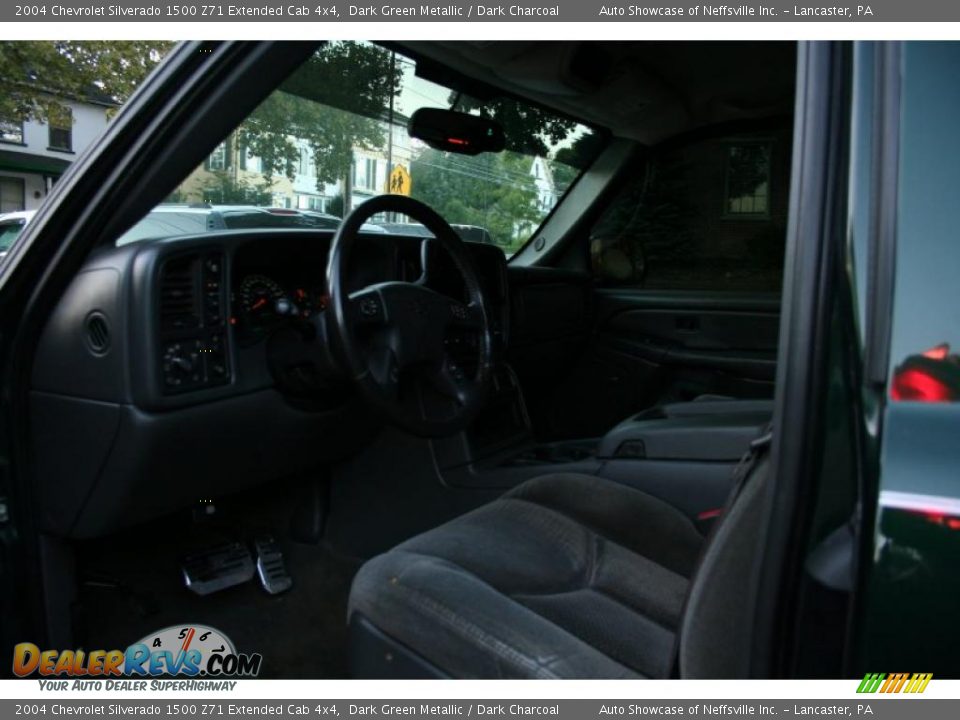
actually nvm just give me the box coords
[233,273,328,341]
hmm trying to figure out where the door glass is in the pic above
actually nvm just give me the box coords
[589,122,792,291]
[888,42,960,403]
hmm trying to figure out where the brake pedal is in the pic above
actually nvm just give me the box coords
[181,541,255,596]
[254,535,293,595]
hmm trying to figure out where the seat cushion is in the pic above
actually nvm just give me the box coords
[347,473,705,678]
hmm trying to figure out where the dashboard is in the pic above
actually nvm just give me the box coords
[29,228,508,538]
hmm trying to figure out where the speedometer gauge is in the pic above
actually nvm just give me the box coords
[239,274,285,318]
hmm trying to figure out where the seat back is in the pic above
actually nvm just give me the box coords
[678,444,772,678]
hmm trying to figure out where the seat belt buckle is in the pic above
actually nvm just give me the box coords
[695,507,723,534]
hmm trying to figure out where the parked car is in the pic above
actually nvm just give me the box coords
[0,209,35,262]
[375,220,435,237]
[0,40,958,681]
[288,208,388,233]
[376,220,495,245]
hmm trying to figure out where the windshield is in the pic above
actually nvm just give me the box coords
[122,42,599,257]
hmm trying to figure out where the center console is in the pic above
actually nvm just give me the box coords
[434,394,773,519]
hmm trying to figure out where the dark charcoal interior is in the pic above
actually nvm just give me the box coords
[24,40,799,678]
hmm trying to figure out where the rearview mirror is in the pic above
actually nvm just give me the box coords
[408,108,506,155]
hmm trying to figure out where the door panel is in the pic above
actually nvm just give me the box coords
[510,283,779,441]
[589,289,778,430]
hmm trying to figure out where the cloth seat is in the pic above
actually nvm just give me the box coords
[347,473,707,678]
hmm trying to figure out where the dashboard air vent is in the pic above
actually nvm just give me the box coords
[159,256,199,331]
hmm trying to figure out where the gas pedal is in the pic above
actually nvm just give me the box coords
[181,541,255,596]
[254,535,293,595]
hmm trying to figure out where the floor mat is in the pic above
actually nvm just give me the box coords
[74,505,362,679]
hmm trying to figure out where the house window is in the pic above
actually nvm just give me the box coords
[0,118,24,145]
[248,153,261,174]
[298,147,314,177]
[237,146,260,173]
[589,126,790,293]
[297,194,323,210]
[0,176,25,213]
[354,157,378,191]
[48,107,73,152]
[724,142,771,217]
[206,142,228,171]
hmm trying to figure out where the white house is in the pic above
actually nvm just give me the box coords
[530,155,559,213]
[0,93,114,213]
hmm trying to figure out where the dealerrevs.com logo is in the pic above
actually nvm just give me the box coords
[12,624,262,678]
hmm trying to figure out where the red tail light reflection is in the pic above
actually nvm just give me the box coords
[903,509,960,531]
[890,344,960,402]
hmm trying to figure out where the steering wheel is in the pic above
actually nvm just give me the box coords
[325,195,494,437]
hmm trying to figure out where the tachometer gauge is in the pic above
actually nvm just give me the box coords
[239,274,285,319]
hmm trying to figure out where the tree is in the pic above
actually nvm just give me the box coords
[232,42,402,207]
[0,41,172,121]
[326,193,345,218]
[453,94,579,157]
[411,148,543,252]
[552,131,606,189]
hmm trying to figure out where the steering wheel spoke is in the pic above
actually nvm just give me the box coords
[326,194,492,437]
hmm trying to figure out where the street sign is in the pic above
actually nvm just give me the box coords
[387,164,411,196]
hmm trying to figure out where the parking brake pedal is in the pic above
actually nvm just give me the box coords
[181,542,255,596]
[254,535,293,595]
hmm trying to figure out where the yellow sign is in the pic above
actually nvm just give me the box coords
[387,164,411,196]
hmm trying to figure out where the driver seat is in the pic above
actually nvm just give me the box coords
[347,438,772,679]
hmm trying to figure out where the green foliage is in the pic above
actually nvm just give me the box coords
[454,94,579,157]
[326,193,345,218]
[410,148,543,252]
[0,41,172,121]
[235,42,402,194]
[200,171,273,205]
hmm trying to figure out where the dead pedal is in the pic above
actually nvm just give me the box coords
[254,535,293,595]
[181,541,255,596]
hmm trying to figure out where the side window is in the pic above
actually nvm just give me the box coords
[590,124,792,292]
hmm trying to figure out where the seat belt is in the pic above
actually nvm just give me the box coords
[695,424,773,532]
[670,422,774,677]
[725,424,774,504]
